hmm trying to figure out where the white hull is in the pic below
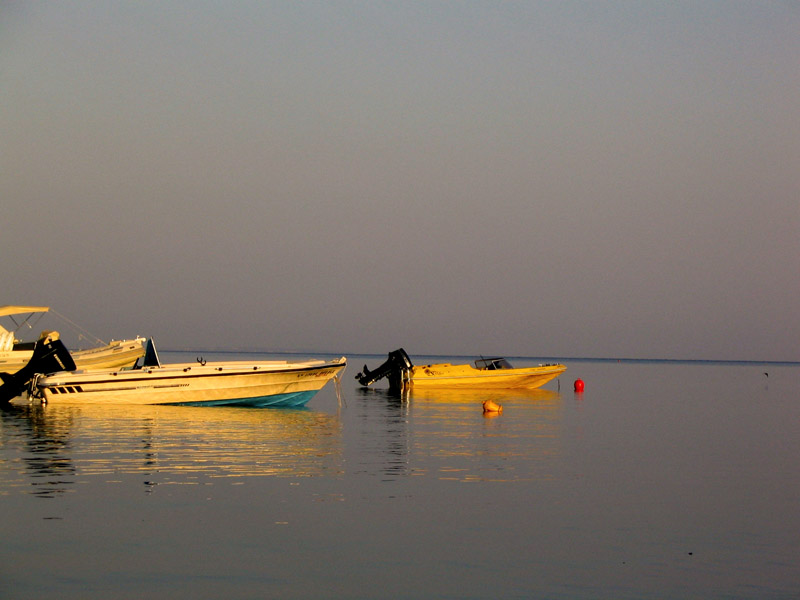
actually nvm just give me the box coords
[0,305,145,374]
[33,358,347,407]
[0,338,145,374]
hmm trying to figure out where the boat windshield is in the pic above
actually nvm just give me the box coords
[474,358,513,370]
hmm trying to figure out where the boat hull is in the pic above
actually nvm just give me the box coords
[33,358,347,407]
[71,338,146,370]
[406,363,566,390]
[171,390,319,408]
[0,338,145,374]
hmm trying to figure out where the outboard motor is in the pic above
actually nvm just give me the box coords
[355,348,414,392]
[0,333,76,403]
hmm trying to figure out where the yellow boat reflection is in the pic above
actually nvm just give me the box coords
[355,386,565,483]
[399,387,561,405]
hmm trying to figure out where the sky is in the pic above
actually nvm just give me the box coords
[2,1,798,361]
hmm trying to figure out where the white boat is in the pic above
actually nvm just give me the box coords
[0,305,145,374]
[30,341,347,408]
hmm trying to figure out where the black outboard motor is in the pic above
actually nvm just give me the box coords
[0,334,76,403]
[355,348,414,392]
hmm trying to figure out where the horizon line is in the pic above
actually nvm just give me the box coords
[153,347,799,366]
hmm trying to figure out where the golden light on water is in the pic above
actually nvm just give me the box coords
[2,404,343,488]
[354,387,565,483]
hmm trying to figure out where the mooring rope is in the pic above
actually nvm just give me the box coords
[333,373,346,408]
[49,309,106,346]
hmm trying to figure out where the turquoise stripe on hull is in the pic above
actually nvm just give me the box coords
[165,390,317,408]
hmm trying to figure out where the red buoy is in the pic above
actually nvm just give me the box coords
[573,379,585,392]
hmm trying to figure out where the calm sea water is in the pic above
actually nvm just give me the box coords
[1,352,798,599]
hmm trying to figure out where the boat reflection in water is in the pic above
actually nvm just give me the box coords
[0,403,77,498]
[355,386,564,483]
[0,402,343,496]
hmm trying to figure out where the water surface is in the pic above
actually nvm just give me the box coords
[1,354,798,599]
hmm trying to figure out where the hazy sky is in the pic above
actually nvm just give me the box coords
[2,1,798,361]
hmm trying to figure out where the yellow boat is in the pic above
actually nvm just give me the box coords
[356,348,566,392]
